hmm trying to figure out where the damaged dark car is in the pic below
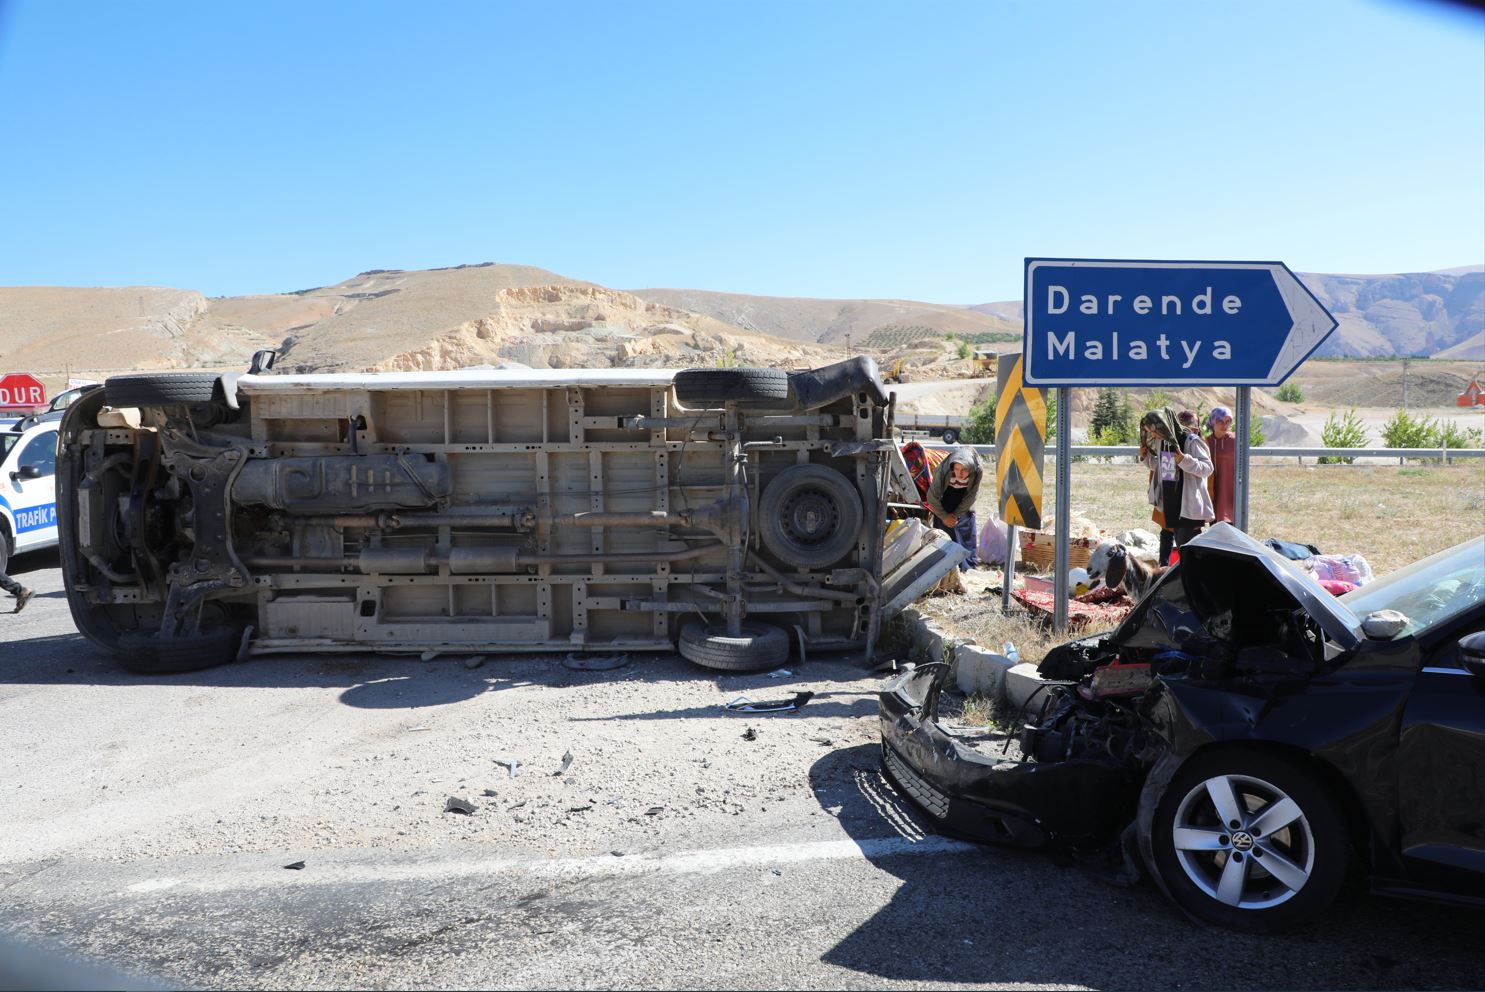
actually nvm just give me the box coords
[881,524,1485,931]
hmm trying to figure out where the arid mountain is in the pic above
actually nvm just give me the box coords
[630,288,1018,345]
[3,263,1480,395]
[0,263,836,386]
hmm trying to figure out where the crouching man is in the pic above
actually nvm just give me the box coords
[925,446,982,571]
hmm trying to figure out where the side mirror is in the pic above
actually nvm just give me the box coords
[17,464,42,480]
[1459,631,1485,679]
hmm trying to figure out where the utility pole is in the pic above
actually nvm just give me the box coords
[844,333,852,356]
[1403,357,1411,413]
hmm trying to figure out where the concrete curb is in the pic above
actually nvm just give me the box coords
[893,608,1018,706]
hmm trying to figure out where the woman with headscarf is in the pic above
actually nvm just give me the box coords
[1205,405,1236,525]
[1138,408,1215,565]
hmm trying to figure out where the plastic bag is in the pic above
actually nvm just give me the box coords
[1305,553,1374,587]
[977,514,1010,565]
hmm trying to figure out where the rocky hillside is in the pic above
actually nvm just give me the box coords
[3,263,1479,390]
[631,288,1017,345]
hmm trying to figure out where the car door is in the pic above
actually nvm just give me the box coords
[6,428,59,552]
[1395,607,1485,900]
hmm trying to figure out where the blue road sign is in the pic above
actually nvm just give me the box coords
[1022,258,1338,387]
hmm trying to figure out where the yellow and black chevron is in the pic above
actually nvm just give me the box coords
[994,354,1046,529]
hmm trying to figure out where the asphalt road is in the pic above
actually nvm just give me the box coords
[1,549,1479,991]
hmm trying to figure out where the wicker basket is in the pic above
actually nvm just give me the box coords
[1017,530,1095,573]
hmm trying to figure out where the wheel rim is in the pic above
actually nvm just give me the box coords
[1171,773,1315,910]
[777,486,842,551]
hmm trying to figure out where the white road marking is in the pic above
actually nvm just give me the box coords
[123,835,978,896]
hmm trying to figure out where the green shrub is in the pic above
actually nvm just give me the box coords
[1249,419,1266,447]
[1145,388,1173,412]
[1381,409,1439,449]
[1276,382,1304,403]
[955,341,972,360]
[1318,408,1367,464]
[1437,421,1484,450]
[961,397,996,444]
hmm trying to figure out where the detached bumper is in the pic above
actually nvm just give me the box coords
[877,664,1137,848]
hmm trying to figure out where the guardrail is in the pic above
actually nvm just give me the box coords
[922,442,1485,462]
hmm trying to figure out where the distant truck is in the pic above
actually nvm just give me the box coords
[894,414,965,446]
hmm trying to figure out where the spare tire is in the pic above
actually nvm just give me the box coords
[105,372,222,408]
[673,368,790,407]
[678,620,790,672]
[758,464,864,569]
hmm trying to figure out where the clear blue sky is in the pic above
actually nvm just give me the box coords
[0,0,1481,302]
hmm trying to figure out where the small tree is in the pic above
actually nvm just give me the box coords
[1436,421,1484,450]
[1382,409,1438,450]
[961,396,996,444]
[1319,408,1367,464]
[1249,418,1266,448]
[955,341,972,360]
[1090,387,1122,436]
[1145,388,1173,413]
[1277,382,1304,403]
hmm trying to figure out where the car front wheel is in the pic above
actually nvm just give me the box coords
[1150,750,1350,932]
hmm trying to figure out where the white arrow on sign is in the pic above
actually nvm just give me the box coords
[1265,265,1338,383]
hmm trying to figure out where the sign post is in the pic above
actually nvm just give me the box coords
[0,373,47,411]
[1023,258,1337,632]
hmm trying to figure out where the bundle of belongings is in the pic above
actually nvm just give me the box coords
[1263,538,1374,595]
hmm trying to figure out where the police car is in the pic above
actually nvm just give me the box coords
[0,421,59,573]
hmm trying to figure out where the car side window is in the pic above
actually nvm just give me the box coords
[19,432,57,476]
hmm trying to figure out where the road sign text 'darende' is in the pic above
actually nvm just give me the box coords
[1023,259,1338,387]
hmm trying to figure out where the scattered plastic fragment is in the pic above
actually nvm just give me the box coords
[481,788,499,797]
[283,861,306,871]
[553,750,574,776]
[810,735,834,746]
[495,758,519,778]
[566,803,594,813]
[508,800,527,811]
[721,692,814,714]
[563,652,629,671]
[407,725,432,733]
[765,668,793,679]
[645,806,664,816]
[444,796,476,815]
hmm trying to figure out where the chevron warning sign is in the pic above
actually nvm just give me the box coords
[995,354,1046,529]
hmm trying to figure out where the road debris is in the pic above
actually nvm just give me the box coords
[765,668,793,679]
[553,750,575,776]
[407,725,432,733]
[463,655,486,670]
[741,727,758,742]
[444,796,476,815]
[495,758,519,778]
[645,806,664,816]
[566,802,595,813]
[563,652,629,672]
[722,692,814,714]
[283,861,306,871]
[420,650,440,662]
[481,788,499,797]
[809,735,834,746]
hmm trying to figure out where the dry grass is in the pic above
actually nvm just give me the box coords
[916,462,1485,666]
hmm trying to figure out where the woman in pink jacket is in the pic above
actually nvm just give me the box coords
[1138,408,1215,565]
